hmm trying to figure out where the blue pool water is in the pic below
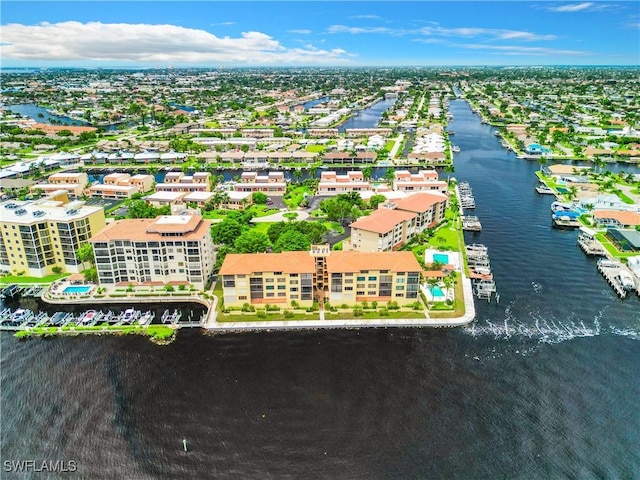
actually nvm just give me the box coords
[62,285,91,294]
[556,187,569,193]
[433,253,449,264]
[430,285,445,297]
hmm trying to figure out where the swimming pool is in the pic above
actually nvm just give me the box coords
[63,285,91,294]
[429,285,445,297]
[556,187,568,193]
[433,253,449,264]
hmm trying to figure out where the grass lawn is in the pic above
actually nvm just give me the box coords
[217,312,320,322]
[595,233,638,260]
[250,206,280,217]
[305,145,326,153]
[0,273,69,284]
[427,222,460,251]
[283,185,311,209]
[16,324,175,340]
[324,310,427,320]
[202,210,227,220]
[250,222,273,234]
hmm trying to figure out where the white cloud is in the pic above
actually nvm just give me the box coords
[328,23,556,41]
[288,29,312,34]
[454,43,592,56]
[0,21,350,65]
[211,22,236,26]
[349,15,381,19]
[327,24,406,35]
[420,26,557,41]
[547,2,611,12]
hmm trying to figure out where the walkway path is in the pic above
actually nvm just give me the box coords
[251,210,310,223]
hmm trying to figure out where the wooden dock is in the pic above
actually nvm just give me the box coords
[596,259,637,299]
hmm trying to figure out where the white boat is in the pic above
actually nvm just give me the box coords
[451,146,461,153]
[121,308,137,324]
[536,184,555,194]
[10,308,33,325]
[617,271,635,291]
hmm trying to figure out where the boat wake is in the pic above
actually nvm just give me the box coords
[463,303,640,345]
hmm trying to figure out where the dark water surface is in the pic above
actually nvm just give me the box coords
[2,99,639,479]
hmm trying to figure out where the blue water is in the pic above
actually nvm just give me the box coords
[62,286,92,294]
[6,103,121,130]
[338,98,396,132]
[2,97,639,479]
[433,253,449,264]
[429,285,445,297]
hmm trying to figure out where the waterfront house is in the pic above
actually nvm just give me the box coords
[231,172,286,196]
[593,210,640,229]
[317,171,373,195]
[393,170,447,193]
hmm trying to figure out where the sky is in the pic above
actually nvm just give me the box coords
[1,1,639,67]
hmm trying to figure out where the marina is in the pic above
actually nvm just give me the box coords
[0,307,173,331]
[535,183,555,195]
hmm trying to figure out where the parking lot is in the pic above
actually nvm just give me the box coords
[84,197,125,214]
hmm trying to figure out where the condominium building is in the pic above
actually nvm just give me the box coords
[31,172,88,198]
[393,169,447,193]
[88,173,154,199]
[155,171,211,193]
[348,192,448,252]
[317,171,373,195]
[0,194,106,276]
[232,172,286,196]
[219,245,421,308]
[89,214,214,288]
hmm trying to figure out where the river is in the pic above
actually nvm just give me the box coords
[1,99,639,479]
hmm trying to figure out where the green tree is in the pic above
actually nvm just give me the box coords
[382,167,396,186]
[273,229,311,252]
[361,165,374,181]
[83,267,98,283]
[252,191,268,204]
[369,194,386,210]
[76,243,95,264]
[211,218,244,245]
[234,230,271,253]
[127,199,157,218]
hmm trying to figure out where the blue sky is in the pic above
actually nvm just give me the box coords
[1,1,638,67]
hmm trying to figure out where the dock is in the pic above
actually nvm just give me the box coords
[596,259,637,299]
[577,227,607,256]
[465,244,499,302]
[0,308,163,332]
[458,182,476,210]
[462,215,482,231]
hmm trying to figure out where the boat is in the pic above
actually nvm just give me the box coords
[138,311,154,326]
[617,271,635,291]
[10,308,33,325]
[1,284,21,299]
[536,184,555,194]
[78,310,97,325]
[121,308,137,324]
[50,311,71,326]
[451,145,461,153]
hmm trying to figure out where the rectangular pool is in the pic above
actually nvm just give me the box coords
[63,285,91,294]
[433,253,449,264]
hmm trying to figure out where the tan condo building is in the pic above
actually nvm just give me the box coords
[219,246,421,308]
[348,192,448,252]
[90,214,214,288]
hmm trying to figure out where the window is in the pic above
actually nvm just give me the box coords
[368,276,376,281]
[345,287,353,291]
[356,291,365,295]
[357,276,365,281]
[368,291,376,296]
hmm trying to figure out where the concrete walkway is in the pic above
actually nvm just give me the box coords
[251,210,310,223]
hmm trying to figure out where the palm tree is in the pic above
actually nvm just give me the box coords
[444,163,455,184]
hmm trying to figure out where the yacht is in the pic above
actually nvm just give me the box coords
[451,145,461,153]
[78,310,97,325]
[1,284,21,299]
